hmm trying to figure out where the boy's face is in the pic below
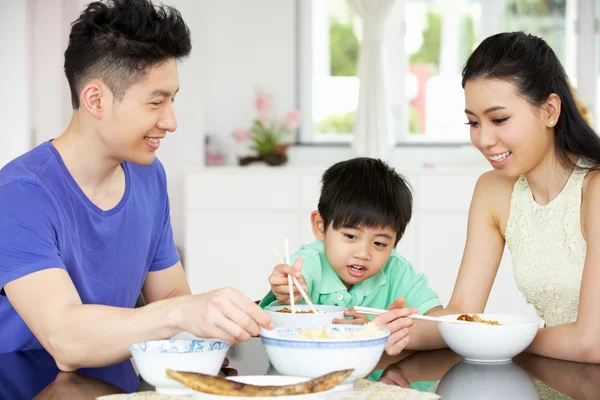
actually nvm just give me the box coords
[311,212,397,289]
[92,58,180,166]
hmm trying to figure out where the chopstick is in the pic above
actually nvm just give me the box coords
[353,306,473,325]
[284,238,295,314]
[271,245,318,314]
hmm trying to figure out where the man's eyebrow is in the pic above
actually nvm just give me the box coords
[149,87,180,97]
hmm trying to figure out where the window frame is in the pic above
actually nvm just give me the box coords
[296,0,599,146]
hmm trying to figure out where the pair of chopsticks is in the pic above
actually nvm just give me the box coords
[353,306,473,325]
[272,238,318,314]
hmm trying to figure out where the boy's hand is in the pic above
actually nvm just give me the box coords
[373,297,417,356]
[333,308,369,325]
[268,258,306,304]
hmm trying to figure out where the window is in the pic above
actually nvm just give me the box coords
[299,0,360,144]
[299,0,595,145]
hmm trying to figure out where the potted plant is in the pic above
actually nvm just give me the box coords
[233,89,302,166]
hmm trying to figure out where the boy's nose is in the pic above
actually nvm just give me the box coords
[354,251,371,261]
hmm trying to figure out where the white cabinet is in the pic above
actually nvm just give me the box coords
[184,165,531,315]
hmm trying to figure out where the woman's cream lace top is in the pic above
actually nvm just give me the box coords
[505,160,591,327]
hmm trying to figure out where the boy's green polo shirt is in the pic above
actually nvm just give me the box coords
[259,240,441,382]
[259,240,441,316]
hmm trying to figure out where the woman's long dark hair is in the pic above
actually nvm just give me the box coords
[462,31,600,171]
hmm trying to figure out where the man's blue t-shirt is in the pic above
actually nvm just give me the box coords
[0,141,180,352]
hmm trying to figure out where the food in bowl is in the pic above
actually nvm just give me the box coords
[457,313,501,325]
[275,307,314,314]
[166,368,353,396]
[437,314,539,363]
[265,305,346,327]
[129,339,230,394]
[291,322,385,340]
[261,324,389,383]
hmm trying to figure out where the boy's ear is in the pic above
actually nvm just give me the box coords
[310,210,326,241]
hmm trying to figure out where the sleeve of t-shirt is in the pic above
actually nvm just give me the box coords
[0,181,65,295]
[149,174,180,272]
[258,248,317,309]
[388,256,442,315]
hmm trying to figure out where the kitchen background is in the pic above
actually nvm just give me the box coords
[1,0,599,341]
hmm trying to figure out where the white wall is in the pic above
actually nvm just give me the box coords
[30,0,77,146]
[198,0,297,163]
[0,0,30,167]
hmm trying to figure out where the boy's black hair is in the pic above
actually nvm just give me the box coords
[318,158,412,246]
[64,0,192,109]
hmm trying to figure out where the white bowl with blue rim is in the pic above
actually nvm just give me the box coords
[265,305,346,327]
[260,324,389,385]
[129,339,230,394]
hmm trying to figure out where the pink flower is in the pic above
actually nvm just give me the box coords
[255,90,273,120]
[232,128,251,143]
[283,110,302,130]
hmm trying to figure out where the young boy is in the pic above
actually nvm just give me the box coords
[260,158,442,376]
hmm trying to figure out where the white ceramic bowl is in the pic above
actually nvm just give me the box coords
[129,339,230,394]
[265,305,346,327]
[437,314,540,363]
[260,324,389,384]
[436,360,539,399]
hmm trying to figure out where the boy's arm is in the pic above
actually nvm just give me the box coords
[386,256,453,350]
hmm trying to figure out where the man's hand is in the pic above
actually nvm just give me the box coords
[220,357,238,377]
[176,287,275,343]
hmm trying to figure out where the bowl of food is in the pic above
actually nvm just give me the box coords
[260,323,389,384]
[265,305,346,327]
[437,314,540,363]
[129,339,230,394]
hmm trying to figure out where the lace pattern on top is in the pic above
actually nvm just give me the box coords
[505,160,590,327]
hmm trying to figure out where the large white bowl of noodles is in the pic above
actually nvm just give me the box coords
[260,323,389,383]
[437,314,541,363]
[264,305,346,327]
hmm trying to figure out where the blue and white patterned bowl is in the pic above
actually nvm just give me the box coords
[260,324,389,383]
[129,339,230,395]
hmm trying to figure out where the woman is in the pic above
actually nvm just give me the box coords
[445,31,600,363]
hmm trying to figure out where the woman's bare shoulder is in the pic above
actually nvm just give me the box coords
[472,170,518,231]
[474,169,518,199]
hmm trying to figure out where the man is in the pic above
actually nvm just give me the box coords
[0,0,273,371]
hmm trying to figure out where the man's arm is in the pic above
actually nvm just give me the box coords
[5,267,273,372]
[141,261,191,303]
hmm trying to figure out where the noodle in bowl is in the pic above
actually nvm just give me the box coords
[260,323,389,383]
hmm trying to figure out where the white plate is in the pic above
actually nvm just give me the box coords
[192,375,339,399]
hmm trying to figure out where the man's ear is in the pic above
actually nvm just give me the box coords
[310,210,326,241]
[80,79,106,119]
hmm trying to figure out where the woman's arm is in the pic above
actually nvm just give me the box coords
[525,172,600,363]
[407,171,511,350]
